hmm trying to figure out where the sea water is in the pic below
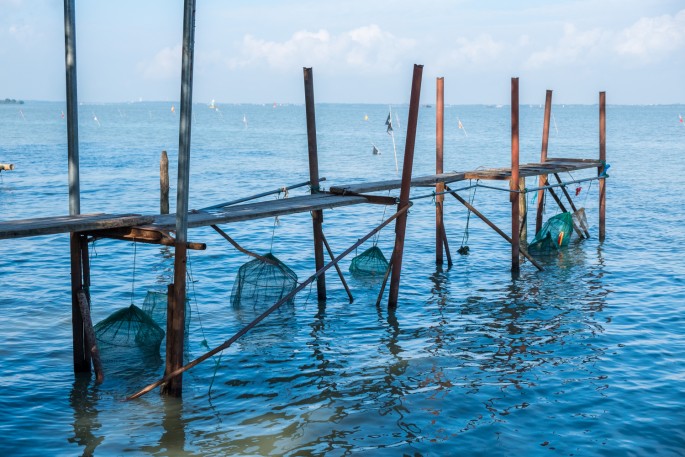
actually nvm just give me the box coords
[0,100,684,456]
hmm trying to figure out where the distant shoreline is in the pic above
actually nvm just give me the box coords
[0,99,24,105]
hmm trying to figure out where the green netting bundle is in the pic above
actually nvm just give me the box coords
[142,290,191,336]
[94,304,165,353]
[528,212,573,255]
[349,245,389,277]
[231,253,298,309]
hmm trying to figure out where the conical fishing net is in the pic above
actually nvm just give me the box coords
[528,212,573,255]
[142,290,191,336]
[231,253,298,309]
[94,304,165,352]
[349,245,389,277]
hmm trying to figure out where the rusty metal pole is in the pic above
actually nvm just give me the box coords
[163,0,196,397]
[160,150,169,214]
[599,91,606,241]
[510,77,520,277]
[388,64,423,309]
[303,67,326,301]
[536,90,552,234]
[436,77,445,265]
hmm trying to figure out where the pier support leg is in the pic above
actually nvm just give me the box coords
[160,150,169,215]
[388,64,423,309]
[536,90,552,234]
[436,77,445,265]
[519,177,527,245]
[510,77,521,277]
[70,233,90,373]
[303,67,326,301]
[599,91,606,242]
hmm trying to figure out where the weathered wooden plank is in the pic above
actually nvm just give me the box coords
[330,172,466,194]
[0,213,155,240]
[148,193,368,230]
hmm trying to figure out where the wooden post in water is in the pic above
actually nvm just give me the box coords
[163,0,196,397]
[519,177,527,245]
[64,0,89,374]
[536,90,553,234]
[388,64,423,309]
[160,150,169,215]
[435,77,445,265]
[510,77,521,276]
[303,67,326,301]
[599,91,606,241]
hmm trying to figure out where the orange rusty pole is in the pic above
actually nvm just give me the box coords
[436,77,445,265]
[510,77,520,276]
[303,67,326,301]
[388,64,423,309]
[536,90,552,234]
[599,91,606,241]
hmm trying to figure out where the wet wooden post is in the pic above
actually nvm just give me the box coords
[519,177,527,245]
[388,64,423,308]
[160,150,169,214]
[510,77,521,276]
[435,77,445,265]
[162,0,196,397]
[599,91,606,241]
[64,0,89,374]
[303,67,326,301]
[536,90,553,234]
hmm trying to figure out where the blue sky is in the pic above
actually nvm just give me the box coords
[1,0,683,104]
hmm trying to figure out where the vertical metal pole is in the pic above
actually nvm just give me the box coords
[163,0,196,397]
[510,77,520,277]
[303,67,326,301]
[435,77,445,265]
[599,91,606,241]
[388,64,423,308]
[536,90,552,234]
[64,0,88,374]
[160,150,170,215]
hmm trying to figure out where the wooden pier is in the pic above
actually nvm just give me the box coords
[0,0,608,399]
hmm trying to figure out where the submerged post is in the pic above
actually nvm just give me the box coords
[510,77,520,276]
[160,150,169,215]
[599,91,606,242]
[435,77,445,265]
[163,0,196,397]
[303,67,326,301]
[536,90,553,234]
[388,64,423,308]
[64,0,89,374]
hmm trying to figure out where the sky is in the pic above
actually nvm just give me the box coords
[1,0,683,105]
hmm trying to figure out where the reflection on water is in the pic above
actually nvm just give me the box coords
[68,376,103,457]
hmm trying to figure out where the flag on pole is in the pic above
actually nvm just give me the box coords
[385,112,393,134]
[680,114,683,123]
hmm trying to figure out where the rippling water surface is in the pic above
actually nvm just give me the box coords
[1,100,684,456]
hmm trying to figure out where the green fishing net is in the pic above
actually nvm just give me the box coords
[528,212,573,255]
[349,245,389,277]
[94,304,165,353]
[142,290,191,336]
[231,253,298,309]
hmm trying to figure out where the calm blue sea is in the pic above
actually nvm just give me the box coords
[0,99,684,456]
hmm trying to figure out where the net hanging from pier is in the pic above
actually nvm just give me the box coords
[231,253,298,309]
[349,245,389,277]
[94,304,164,351]
[142,290,191,337]
[528,212,573,255]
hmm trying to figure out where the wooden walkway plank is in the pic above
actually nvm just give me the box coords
[0,214,154,240]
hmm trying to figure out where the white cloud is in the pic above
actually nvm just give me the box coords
[230,25,415,73]
[447,34,505,65]
[138,45,181,80]
[526,24,605,68]
[615,9,685,60]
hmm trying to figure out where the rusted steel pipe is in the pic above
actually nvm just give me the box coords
[599,91,606,241]
[160,150,169,214]
[436,77,445,265]
[536,90,552,234]
[510,77,520,276]
[388,64,423,308]
[303,67,326,301]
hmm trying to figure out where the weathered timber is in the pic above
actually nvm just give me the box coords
[0,213,154,240]
[537,90,553,234]
[330,172,466,195]
[90,226,206,250]
[76,291,104,383]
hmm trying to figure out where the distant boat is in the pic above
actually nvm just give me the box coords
[209,99,217,110]
[372,144,380,155]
